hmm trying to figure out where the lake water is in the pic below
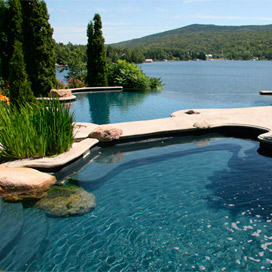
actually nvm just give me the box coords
[70,61,272,124]
[1,61,272,271]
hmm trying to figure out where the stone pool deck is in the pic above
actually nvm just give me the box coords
[1,106,272,201]
[2,106,272,170]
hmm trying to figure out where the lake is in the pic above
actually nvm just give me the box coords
[69,61,272,124]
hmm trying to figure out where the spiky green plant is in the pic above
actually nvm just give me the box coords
[0,99,74,160]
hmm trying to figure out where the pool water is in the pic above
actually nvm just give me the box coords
[1,135,272,271]
[71,61,272,124]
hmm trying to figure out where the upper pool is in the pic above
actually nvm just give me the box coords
[71,61,272,124]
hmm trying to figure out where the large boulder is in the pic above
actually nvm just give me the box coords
[0,166,56,202]
[50,89,72,98]
[34,185,96,217]
[89,126,123,142]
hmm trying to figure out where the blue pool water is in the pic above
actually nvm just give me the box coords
[1,135,272,271]
[71,61,272,124]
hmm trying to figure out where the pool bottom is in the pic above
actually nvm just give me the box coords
[1,136,272,271]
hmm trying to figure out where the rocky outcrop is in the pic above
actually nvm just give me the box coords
[89,126,123,142]
[34,185,96,217]
[50,89,72,98]
[0,166,56,202]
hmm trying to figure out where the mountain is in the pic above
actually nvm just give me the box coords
[111,24,272,47]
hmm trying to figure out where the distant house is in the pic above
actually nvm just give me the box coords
[206,54,213,59]
[145,59,153,63]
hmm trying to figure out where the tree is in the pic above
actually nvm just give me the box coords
[8,41,35,106]
[86,13,108,87]
[108,60,162,90]
[21,0,56,96]
[0,0,9,80]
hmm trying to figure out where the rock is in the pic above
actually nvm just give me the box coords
[50,89,72,98]
[34,185,96,217]
[0,166,56,202]
[193,120,211,129]
[89,126,123,142]
[185,110,200,115]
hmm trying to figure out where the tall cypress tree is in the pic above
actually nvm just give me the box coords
[0,0,9,80]
[86,13,108,87]
[21,0,56,96]
[9,40,35,106]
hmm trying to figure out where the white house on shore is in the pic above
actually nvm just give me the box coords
[145,59,153,63]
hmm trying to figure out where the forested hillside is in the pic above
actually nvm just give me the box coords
[111,24,272,60]
[55,24,272,65]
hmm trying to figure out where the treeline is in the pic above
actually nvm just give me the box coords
[55,43,206,65]
[55,31,272,65]
[111,24,272,61]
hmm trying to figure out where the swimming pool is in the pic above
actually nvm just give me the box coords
[1,134,272,271]
[1,61,272,270]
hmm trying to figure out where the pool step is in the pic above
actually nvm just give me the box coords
[0,202,24,262]
[0,208,48,271]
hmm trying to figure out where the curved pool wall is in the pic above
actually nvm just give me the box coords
[52,125,269,181]
[1,134,272,271]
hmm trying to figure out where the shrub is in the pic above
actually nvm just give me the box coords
[0,78,10,97]
[0,99,74,160]
[108,60,163,90]
[67,78,85,88]
[55,79,66,89]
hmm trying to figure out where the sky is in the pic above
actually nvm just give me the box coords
[46,0,272,45]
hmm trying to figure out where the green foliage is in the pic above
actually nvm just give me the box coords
[111,24,272,61]
[108,60,162,90]
[106,46,145,63]
[86,13,108,87]
[8,40,35,106]
[21,0,56,96]
[55,79,66,89]
[0,77,9,96]
[0,0,9,80]
[0,99,74,160]
[55,43,87,81]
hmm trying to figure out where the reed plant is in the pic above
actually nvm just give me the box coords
[0,99,74,161]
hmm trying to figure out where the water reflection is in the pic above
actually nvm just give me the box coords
[207,142,272,220]
[87,93,110,124]
[74,90,158,124]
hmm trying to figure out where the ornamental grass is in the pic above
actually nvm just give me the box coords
[0,99,74,161]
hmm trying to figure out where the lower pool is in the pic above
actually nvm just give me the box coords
[1,134,272,271]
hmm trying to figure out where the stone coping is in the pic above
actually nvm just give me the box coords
[71,86,123,93]
[1,106,272,171]
[260,90,272,95]
[37,95,76,103]
[3,139,99,169]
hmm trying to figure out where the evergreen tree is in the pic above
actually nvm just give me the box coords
[86,13,108,87]
[21,0,56,96]
[0,0,9,80]
[9,40,35,106]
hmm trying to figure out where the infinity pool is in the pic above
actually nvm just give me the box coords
[1,134,272,271]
